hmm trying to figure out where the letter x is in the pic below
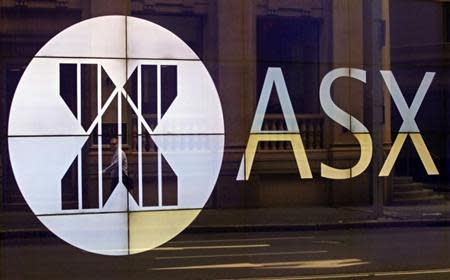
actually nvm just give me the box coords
[379,71,438,176]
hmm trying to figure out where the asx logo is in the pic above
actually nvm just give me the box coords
[7,15,440,257]
[8,16,224,255]
[238,68,438,180]
[58,62,180,211]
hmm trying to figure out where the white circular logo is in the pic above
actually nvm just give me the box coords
[8,16,224,255]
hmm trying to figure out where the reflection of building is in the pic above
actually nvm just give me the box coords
[0,0,448,211]
[390,1,450,188]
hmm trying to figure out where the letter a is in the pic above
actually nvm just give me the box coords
[236,68,312,181]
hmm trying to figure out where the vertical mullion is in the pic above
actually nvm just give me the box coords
[138,65,143,207]
[118,89,123,185]
[157,65,162,207]
[77,63,82,210]
[97,64,103,208]
[157,64,161,122]
[76,63,81,124]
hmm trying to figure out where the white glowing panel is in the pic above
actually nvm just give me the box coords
[9,58,126,136]
[8,16,224,255]
[39,213,128,256]
[126,60,224,134]
[36,16,126,58]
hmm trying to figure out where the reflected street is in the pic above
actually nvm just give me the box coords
[2,227,450,280]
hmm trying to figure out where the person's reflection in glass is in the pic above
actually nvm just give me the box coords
[103,137,132,191]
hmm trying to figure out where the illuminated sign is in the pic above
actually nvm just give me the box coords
[7,15,441,256]
[238,67,438,180]
[8,16,224,255]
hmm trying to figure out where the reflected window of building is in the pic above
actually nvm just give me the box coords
[131,13,204,59]
[445,3,450,42]
[257,16,320,115]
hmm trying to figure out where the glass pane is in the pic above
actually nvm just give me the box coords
[2,0,450,279]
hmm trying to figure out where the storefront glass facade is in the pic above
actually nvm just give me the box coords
[1,0,450,278]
